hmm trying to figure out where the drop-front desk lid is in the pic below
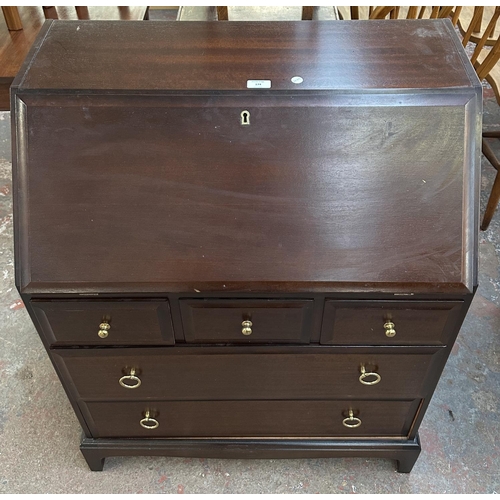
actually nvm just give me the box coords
[12,20,481,295]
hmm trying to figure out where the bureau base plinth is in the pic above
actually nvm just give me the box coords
[80,434,421,473]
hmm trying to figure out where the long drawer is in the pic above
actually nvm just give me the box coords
[53,348,442,401]
[82,399,421,438]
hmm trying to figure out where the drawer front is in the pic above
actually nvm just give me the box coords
[320,300,463,346]
[32,300,174,345]
[180,299,313,344]
[83,399,421,438]
[54,348,441,400]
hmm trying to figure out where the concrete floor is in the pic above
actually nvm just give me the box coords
[0,92,500,492]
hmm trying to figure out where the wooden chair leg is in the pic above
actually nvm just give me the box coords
[406,7,418,19]
[1,6,23,30]
[483,131,500,138]
[302,6,314,20]
[216,6,228,20]
[42,6,58,19]
[481,138,500,230]
[75,6,90,20]
[472,6,483,34]
[390,7,400,19]
[451,6,462,26]
[481,169,500,230]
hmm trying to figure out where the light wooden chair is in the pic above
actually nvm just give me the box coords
[213,7,322,21]
[41,6,149,20]
[340,6,461,25]
[461,6,500,230]
[43,6,80,19]
[458,6,500,48]
[372,6,459,22]
[176,6,338,21]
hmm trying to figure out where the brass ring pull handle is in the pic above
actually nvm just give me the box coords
[342,409,362,428]
[140,410,159,430]
[98,321,111,339]
[119,368,142,389]
[242,320,253,336]
[384,320,396,338]
[359,364,381,386]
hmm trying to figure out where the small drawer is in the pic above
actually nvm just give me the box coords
[83,399,421,438]
[180,299,313,344]
[53,347,440,401]
[320,300,463,346]
[32,300,174,346]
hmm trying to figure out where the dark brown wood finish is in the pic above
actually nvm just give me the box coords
[31,300,174,345]
[0,9,150,110]
[302,6,314,20]
[11,20,481,473]
[180,299,313,343]
[80,434,422,473]
[52,347,442,401]
[0,78,12,111]
[15,91,477,294]
[14,20,475,91]
[321,300,464,346]
[83,399,421,438]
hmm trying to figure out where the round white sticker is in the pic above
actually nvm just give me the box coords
[291,76,304,84]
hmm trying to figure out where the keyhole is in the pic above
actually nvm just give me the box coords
[240,110,250,126]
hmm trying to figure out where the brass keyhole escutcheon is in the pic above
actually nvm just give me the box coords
[242,320,253,335]
[240,110,250,126]
[384,320,396,338]
[98,321,111,338]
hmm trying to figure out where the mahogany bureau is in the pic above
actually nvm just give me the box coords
[11,19,481,472]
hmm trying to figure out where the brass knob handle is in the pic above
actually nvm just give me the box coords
[98,321,111,339]
[342,409,362,428]
[242,320,252,336]
[140,410,159,430]
[359,364,381,386]
[119,368,141,389]
[384,320,396,338]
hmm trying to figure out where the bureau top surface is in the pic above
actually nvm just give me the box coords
[14,19,477,92]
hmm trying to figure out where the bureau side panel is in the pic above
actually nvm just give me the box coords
[15,92,477,294]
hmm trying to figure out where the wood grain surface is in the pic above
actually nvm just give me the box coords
[14,91,478,294]
[53,347,442,401]
[1,9,148,79]
[79,434,422,472]
[83,399,421,438]
[180,299,313,343]
[320,300,464,345]
[10,20,480,473]
[32,299,174,345]
[14,20,477,91]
